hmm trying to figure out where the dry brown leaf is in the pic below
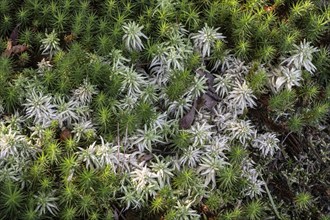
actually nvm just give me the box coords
[179,99,197,129]
[10,45,28,55]
[60,128,72,142]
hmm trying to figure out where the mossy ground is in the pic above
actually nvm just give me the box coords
[0,0,329,219]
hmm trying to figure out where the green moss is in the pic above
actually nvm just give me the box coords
[0,1,328,219]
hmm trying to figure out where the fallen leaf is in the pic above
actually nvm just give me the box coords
[64,32,77,44]
[326,188,330,196]
[2,44,28,57]
[9,23,21,45]
[10,44,28,55]
[60,128,72,142]
[264,5,275,12]
[6,39,12,50]
[179,69,222,129]
[179,99,197,129]
[201,93,218,110]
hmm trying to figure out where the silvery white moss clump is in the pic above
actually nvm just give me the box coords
[0,21,328,219]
